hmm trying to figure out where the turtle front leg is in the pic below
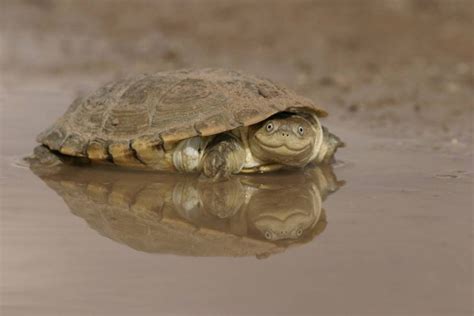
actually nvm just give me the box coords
[315,126,345,164]
[202,133,246,180]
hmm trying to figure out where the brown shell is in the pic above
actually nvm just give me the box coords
[37,68,327,158]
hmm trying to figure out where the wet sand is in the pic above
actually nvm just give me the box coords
[1,1,473,315]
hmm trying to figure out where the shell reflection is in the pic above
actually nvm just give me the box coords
[30,164,343,258]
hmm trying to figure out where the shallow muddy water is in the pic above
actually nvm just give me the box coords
[1,89,472,315]
[2,1,473,314]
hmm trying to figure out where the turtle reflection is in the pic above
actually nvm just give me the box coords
[30,163,343,258]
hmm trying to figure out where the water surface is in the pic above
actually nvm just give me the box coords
[1,89,472,315]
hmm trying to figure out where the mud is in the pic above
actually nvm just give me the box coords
[1,1,473,315]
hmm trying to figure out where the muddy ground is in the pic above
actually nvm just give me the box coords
[1,1,473,315]
[2,0,473,146]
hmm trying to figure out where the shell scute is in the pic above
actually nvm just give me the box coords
[108,141,144,168]
[195,113,240,136]
[160,78,211,105]
[38,124,68,151]
[60,134,88,157]
[103,105,150,137]
[151,79,228,129]
[87,138,110,161]
[131,135,172,171]
[159,125,199,143]
[256,82,283,99]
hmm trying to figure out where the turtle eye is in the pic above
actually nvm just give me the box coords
[264,231,273,240]
[265,122,274,132]
[298,126,304,135]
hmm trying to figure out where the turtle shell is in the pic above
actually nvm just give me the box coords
[37,68,327,158]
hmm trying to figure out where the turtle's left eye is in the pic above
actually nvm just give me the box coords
[264,231,274,240]
[298,126,304,136]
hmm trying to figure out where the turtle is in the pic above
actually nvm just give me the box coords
[29,161,342,258]
[35,68,344,179]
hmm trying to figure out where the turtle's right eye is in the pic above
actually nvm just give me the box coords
[265,122,274,132]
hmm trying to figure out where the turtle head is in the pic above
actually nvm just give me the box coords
[249,113,322,167]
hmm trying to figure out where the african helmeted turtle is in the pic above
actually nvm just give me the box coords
[35,68,344,179]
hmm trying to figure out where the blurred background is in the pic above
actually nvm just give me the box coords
[2,0,473,148]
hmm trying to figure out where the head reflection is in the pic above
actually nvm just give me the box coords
[30,163,343,258]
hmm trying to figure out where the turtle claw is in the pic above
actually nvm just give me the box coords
[202,149,232,181]
[201,136,245,181]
